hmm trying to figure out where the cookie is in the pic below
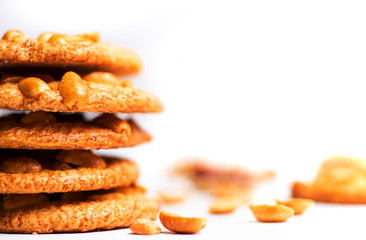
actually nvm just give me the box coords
[0,71,163,113]
[292,156,366,203]
[0,112,151,150]
[0,186,160,233]
[0,150,139,194]
[0,30,142,75]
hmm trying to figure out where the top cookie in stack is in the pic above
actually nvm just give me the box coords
[0,30,162,233]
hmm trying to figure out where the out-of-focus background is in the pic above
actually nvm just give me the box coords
[1,0,366,194]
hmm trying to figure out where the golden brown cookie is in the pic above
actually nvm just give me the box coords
[0,30,142,75]
[0,112,151,150]
[0,186,160,233]
[0,71,163,113]
[0,150,139,194]
[292,156,366,203]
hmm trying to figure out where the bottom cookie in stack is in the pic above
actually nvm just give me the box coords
[0,150,160,233]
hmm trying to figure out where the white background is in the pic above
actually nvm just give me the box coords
[1,0,366,239]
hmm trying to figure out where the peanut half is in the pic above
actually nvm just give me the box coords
[20,112,57,125]
[159,210,207,234]
[83,72,122,86]
[59,71,89,110]
[18,77,51,98]
[0,157,42,173]
[2,29,27,42]
[249,204,294,223]
[3,194,49,210]
[130,218,161,235]
[209,196,240,214]
[55,150,106,169]
[276,198,314,215]
[92,114,131,134]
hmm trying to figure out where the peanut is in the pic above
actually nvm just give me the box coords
[3,194,49,210]
[159,210,207,234]
[55,150,106,169]
[130,218,161,235]
[47,34,68,44]
[18,77,51,98]
[36,32,54,42]
[158,191,188,204]
[209,196,240,214]
[20,112,57,125]
[2,29,27,42]
[83,72,122,85]
[75,32,100,42]
[88,193,125,201]
[59,71,89,110]
[92,114,131,134]
[122,80,134,88]
[0,157,42,173]
[249,204,294,223]
[52,161,73,171]
[0,73,24,84]
[276,198,314,215]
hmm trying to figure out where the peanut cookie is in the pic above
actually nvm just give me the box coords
[0,30,141,75]
[0,186,160,233]
[292,156,366,203]
[0,150,139,194]
[0,112,150,150]
[0,71,163,113]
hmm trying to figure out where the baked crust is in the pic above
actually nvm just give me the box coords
[292,156,366,203]
[0,155,139,194]
[0,113,151,150]
[0,30,142,75]
[0,188,160,233]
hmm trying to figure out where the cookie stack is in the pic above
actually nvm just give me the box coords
[0,30,163,233]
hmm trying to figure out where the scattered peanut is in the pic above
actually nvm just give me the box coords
[2,29,27,42]
[159,210,207,234]
[92,114,131,134]
[83,72,122,85]
[158,191,188,204]
[55,150,106,169]
[276,198,314,215]
[18,77,51,98]
[20,112,57,125]
[2,194,49,210]
[0,157,42,173]
[0,73,24,84]
[249,204,294,223]
[209,196,240,214]
[59,71,89,110]
[130,218,161,235]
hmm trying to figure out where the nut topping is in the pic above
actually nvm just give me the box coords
[55,150,106,169]
[0,157,42,173]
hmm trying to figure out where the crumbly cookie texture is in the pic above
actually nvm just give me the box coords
[292,156,366,203]
[0,187,160,233]
[0,112,151,150]
[0,71,163,113]
[0,30,142,75]
[0,150,139,194]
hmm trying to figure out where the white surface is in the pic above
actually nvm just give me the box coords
[1,0,366,239]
